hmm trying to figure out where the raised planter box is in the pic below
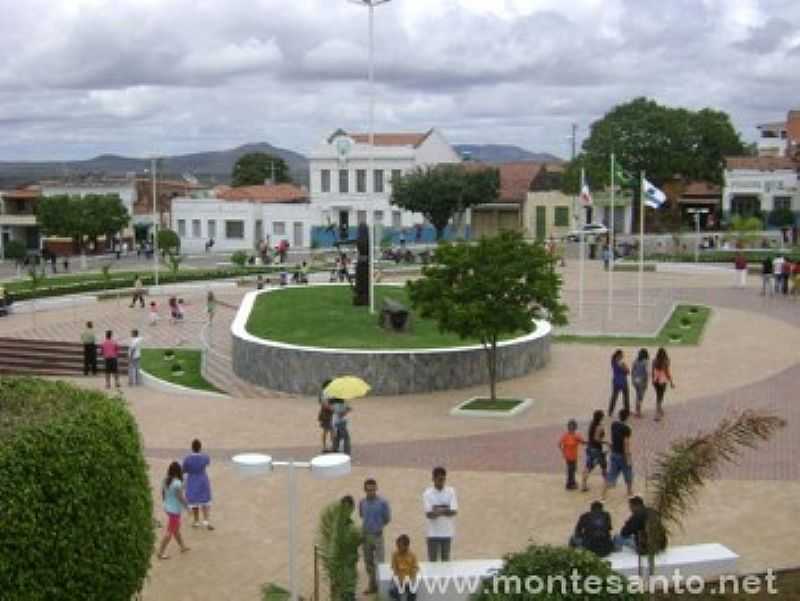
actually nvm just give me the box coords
[450,397,533,418]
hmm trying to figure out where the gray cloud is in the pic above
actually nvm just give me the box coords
[0,0,798,162]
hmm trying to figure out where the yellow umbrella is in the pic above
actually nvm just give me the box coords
[324,376,371,400]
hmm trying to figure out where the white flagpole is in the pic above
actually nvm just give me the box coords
[638,171,645,323]
[578,168,586,319]
[608,153,615,324]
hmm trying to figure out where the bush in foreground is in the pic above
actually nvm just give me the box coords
[472,544,642,601]
[0,377,154,601]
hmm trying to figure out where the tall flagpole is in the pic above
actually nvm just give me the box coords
[578,167,586,319]
[638,171,645,323]
[607,153,615,323]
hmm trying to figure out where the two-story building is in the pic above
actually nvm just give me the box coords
[1,186,41,256]
[722,156,799,222]
[308,128,462,244]
[755,110,800,159]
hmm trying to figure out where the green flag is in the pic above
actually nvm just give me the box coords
[613,162,631,188]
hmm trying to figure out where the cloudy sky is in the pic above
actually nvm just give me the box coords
[0,0,798,161]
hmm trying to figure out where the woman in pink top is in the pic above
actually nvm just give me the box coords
[101,330,121,389]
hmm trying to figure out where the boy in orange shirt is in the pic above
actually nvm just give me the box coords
[558,419,585,490]
[390,534,419,601]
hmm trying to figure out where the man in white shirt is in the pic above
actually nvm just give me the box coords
[422,466,458,561]
[128,329,142,386]
[773,255,784,294]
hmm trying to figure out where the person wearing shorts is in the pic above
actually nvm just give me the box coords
[581,410,607,492]
[157,461,190,559]
[100,330,120,389]
[602,409,633,499]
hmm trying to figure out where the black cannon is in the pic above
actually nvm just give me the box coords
[379,298,410,332]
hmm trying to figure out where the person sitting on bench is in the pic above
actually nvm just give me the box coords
[569,501,614,557]
[614,496,667,554]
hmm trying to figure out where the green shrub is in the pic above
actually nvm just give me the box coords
[157,228,180,255]
[472,544,642,601]
[231,250,249,268]
[170,361,184,374]
[2,239,26,262]
[317,500,361,601]
[668,332,682,341]
[164,349,175,360]
[680,317,691,327]
[0,377,154,600]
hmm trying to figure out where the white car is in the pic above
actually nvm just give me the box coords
[566,223,609,241]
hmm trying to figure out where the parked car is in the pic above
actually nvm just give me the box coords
[565,223,609,241]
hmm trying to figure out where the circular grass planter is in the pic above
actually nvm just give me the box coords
[231,285,552,396]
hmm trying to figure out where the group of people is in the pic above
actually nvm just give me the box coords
[80,322,142,388]
[608,347,675,421]
[336,468,458,600]
[318,380,353,455]
[157,439,215,559]
[760,255,800,296]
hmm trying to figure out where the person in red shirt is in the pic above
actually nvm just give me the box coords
[734,253,747,288]
[558,419,585,490]
[100,329,121,389]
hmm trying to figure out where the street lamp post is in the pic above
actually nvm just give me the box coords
[151,156,160,288]
[232,452,351,601]
[348,0,391,314]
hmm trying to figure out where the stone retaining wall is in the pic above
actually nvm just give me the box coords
[231,287,551,396]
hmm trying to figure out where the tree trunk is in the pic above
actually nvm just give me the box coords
[435,225,445,241]
[483,339,498,401]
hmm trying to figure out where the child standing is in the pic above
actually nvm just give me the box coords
[390,534,419,601]
[558,419,585,490]
[148,301,159,326]
[182,439,214,530]
[157,461,190,559]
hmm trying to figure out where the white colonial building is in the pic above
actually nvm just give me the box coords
[308,128,462,241]
[722,156,799,219]
[171,128,466,251]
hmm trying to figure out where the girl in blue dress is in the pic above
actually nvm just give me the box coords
[182,439,214,530]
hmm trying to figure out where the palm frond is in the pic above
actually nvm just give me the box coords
[316,501,361,601]
[647,410,785,545]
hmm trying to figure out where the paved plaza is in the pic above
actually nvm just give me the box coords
[1,262,798,600]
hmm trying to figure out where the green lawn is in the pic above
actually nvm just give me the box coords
[246,285,529,350]
[140,349,223,393]
[459,398,523,412]
[556,304,711,346]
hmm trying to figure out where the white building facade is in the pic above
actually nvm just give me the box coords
[722,157,799,220]
[308,128,462,243]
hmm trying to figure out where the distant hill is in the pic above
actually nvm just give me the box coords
[0,142,309,187]
[454,144,562,164]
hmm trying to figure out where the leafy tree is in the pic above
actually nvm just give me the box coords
[561,98,745,226]
[232,152,291,186]
[407,231,567,400]
[165,252,184,274]
[36,195,83,250]
[37,194,130,252]
[730,215,763,248]
[2,239,26,263]
[157,228,180,255]
[472,544,642,601]
[0,377,154,600]
[316,500,361,601]
[391,164,500,240]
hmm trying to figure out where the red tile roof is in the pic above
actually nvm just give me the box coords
[497,162,543,202]
[347,131,432,148]
[725,156,797,170]
[216,184,308,203]
[2,186,41,200]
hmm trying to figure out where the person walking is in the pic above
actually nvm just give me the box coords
[157,461,191,559]
[182,439,214,530]
[773,255,784,294]
[651,347,675,421]
[734,253,747,288]
[581,410,607,492]
[602,409,633,500]
[318,379,334,452]
[558,419,584,490]
[631,348,650,417]
[127,329,142,386]
[331,399,352,456]
[782,258,792,295]
[81,321,97,376]
[423,466,458,562]
[761,256,774,296]
[100,330,121,389]
[608,349,630,416]
[206,291,217,324]
[359,478,392,594]
[130,275,145,308]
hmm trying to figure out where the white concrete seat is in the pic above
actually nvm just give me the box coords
[378,559,502,601]
[608,543,738,578]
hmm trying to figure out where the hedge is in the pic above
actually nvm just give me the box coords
[472,544,642,601]
[0,378,154,600]
[5,266,286,301]
[644,250,800,264]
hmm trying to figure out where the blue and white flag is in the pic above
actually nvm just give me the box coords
[643,178,667,209]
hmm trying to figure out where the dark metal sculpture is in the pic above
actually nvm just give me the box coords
[353,222,370,306]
